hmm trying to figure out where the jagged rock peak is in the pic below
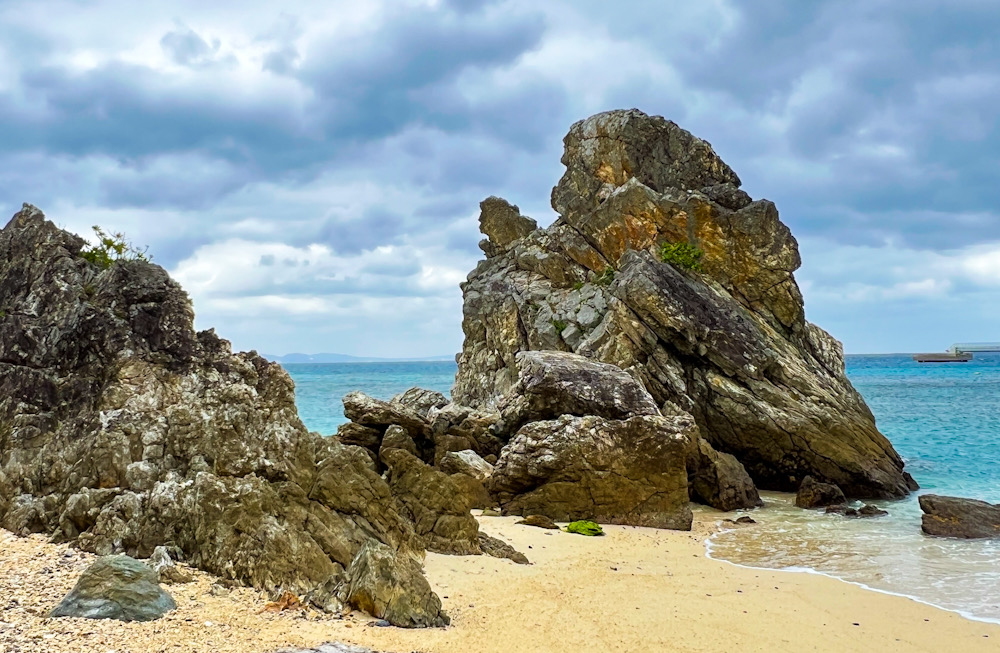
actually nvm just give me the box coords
[0,205,449,628]
[453,110,913,500]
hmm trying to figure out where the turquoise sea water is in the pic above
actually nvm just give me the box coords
[284,354,1000,622]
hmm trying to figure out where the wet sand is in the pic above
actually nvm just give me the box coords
[2,513,998,653]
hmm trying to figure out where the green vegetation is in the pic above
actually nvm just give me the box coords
[552,319,568,334]
[565,520,604,536]
[594,267,615,286]
[573,281,585,291]
[80,226,150,270]
[658,241,703,271]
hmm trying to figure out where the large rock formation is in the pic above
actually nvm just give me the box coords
[0,205,446,627]
[453,109,912,500]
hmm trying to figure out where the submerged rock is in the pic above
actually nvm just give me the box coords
[919,495,1000,539]
[0,205,436,622]
[452,109,912,500]
[49,555,176,622]
[489,413,695,530]
[337,540,449,628]
[795,476,847,508]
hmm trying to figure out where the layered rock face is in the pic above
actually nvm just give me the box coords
[0,205,445,626]
[454,109,912,499]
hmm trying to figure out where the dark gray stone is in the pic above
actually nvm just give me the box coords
[49,555,176,622]
[920,494,1000,539]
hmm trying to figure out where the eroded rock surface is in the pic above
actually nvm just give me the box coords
[489,413,696,529]
[688,439,762,512]
[920,495,1000,539]
[0,205,443,626]
[337,539,450,628]
[795,476,847,508]
[49,555,176,622]
[453,108,911,500]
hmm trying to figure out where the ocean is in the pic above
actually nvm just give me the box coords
[283,353,1000,623]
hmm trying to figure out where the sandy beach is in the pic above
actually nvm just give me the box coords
[1,511,997,653]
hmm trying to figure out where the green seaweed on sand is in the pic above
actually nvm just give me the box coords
[565,520,604,536]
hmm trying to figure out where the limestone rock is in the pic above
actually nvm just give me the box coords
[448,473,492,510]
[919,495,1000,539]
[336,422,383,450]
[49,555,176,622]
[478,532,530,565]
[795,476,847,508]
[478,196,538,255]
[428,403,503,464]
[379,424,420,458]
[381,448,481,555]
[343,391,432,442]
[492,350,661,439]
[439,450,494,481]
[489,414,695,530]
[390,387,449,419]
[687,439,762,512]
[146,546,193,584]
[338,540,449,628]
[453,109,912,500]
[0,206,425,617]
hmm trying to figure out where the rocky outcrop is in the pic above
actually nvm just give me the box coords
[687,439,762,512]
[49,555,176,622]
[381,448,481,556]
[491,351,661,439]
[337,539,450,628]
[489,413,696,529]
[795,476,847,508]
[439,449,494,480]
[147,546,193,584]
[453,109,911,500]
[0,205,448,628]
[919,495,1000,539]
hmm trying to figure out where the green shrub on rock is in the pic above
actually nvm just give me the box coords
[80,226,150,270]
[565,520,604,536]
[658,241,703,271]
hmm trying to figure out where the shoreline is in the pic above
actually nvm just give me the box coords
[3,513,1000,652]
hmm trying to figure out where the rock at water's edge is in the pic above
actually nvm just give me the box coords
[795,476,847,508]
[919,494,1000,539]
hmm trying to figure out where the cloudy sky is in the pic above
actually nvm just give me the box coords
[2,0,999,356]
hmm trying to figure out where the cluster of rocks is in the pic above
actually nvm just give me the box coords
[0,206,450,628]
[3,109,956,629]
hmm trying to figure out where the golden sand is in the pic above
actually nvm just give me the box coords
[2,513,997,652]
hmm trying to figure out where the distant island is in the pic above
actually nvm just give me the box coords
[264,352,457,364]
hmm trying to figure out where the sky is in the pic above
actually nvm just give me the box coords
[2,0,999,357]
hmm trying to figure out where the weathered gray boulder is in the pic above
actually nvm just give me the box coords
[687,439,762,512]
[491,351,660,439]
[0,205,428,617]
[146,546,193,584]
[343,391,432,443]
[427,403,503,464]
[390,387,449,419]
[439,449,494,481]
[920,495,1000,539]
[49,555,176,622]
[453,109,912,500]
[489,414,696,530]
[381,448,481,555]
[337,539,449,628]
[795,476,847,508]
